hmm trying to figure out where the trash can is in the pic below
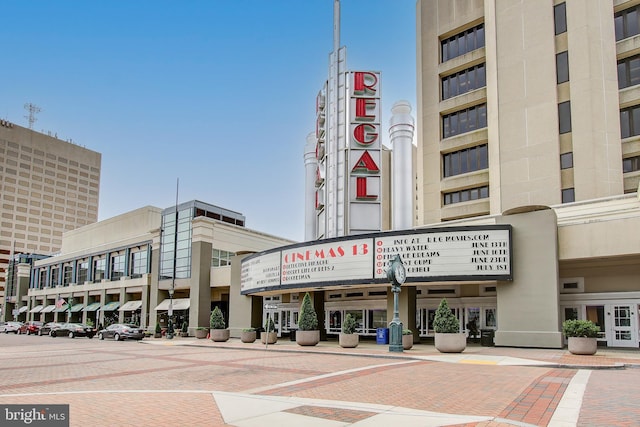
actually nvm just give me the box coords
[376,328,389,344]
[289,329,297,342]
[480,329,495,347]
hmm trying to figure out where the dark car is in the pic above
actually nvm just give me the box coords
[39,322,63,336]
[18,321,43,335]
[51,323,95,338]
[97,324,144,341]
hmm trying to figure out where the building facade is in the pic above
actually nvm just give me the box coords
[0,120,101,320]
[17,201,293,333]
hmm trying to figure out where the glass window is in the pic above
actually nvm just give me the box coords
[442,144,488,178]
[562,188,575,203]
[558,101,572,134]
[62,264,72,286]
[618,55,640,89]
[556,51,569,84]
[93,258,106,282]
[441,64,487,100]
[623,155,640,173]
[49,266,59,287]
[77,260,88,284]
[110,254,125,280]
[616,5,640,41]
[160,207,192,280]
[560,152,573,169]
[442,104,488,138]
[443,186,489,205]
[554,3,567,35]
[130,250,148,277]
[441,24,485,62]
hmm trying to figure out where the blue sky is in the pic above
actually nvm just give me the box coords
[1,1,416,242]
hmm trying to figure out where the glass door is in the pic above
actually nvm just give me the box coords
[609,304,637,347]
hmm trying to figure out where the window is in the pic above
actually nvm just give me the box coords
[442,104,487,138]
[110,253,125,280]
[560,152,573,169]
[443,186,489,205]
[562,188,575,203]
[620,105,640,138]
[441,64,486,100]
[558,101,572,134]
[618,55,640,89]
[93,258,106,282]
[38,269,47,290]
[615,5,640,41]
[62,264,72,286]
[130,249,148,278]
[556,51,569,84]
[441,24,485,62]
[76,260,88,284]
[212,249,235,267]
[49,266,59,287]
[443,144,488,177]
[554,3,567,35]
[623,155,640,173]
[160,207,192,280]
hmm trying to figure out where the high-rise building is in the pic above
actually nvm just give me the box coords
[0,120,101,320]
[416,0,639,224]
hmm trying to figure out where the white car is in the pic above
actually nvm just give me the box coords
[0,321,23,334]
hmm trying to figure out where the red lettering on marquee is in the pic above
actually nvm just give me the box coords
[352,123,378,145]
[353,72,378,95]
[356,177,378,199]
[355,98,377,120]
[352,151,380,174]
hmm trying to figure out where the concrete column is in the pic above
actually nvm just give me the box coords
[311,291,326,341]
[495,207,562,348]
[304,131,318,241]
[228,253,262,337]
[190,240,212,333]
[389,100,415,230]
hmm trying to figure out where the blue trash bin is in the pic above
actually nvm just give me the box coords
[376,328,389,344]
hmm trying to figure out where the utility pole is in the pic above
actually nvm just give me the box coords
[24,103,41,129]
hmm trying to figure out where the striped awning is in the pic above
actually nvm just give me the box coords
[154,298,190,311]
[100,301,120,312]
[29,305,44,313]
[69,303,85,313]
[83,302,101,312]
[18,306,29,313]
[118,301,142,312]
[40,305,56,313]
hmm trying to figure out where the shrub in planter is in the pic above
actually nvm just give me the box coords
[563,319,599,355]
[433,298,465,353]
[180,322,189,337]
[261,317,277,344]
[209,306,230,342]
[154,322,162,338]
[339,313,358,348]
[296,292,320,346]
[241,328,257,343]
[402,329,414,350]
[195,327,208,339]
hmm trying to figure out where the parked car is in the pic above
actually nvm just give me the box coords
[0,321,23,334]
[39,322,63,336]
[18,321,43,335]
[51,323,95,338]
[97,324,144,341]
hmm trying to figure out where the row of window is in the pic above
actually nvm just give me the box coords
[443,186,488,205]
[615,4,640,41]
[441,24,485,62]
[443,144,488,178]
[212,249,235,267]
[32,248,150,289]
[442,104,487,139]
[442,64,486,100]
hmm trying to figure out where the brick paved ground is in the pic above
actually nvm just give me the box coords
[1,334,639,426]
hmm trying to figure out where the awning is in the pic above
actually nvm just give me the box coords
[83,302,101,312]
[18,306,29,314]
[118,300,142,312]
[154,298,190,311]
[54,306,69,313]
[29,305,44,313]
[100,301,120,312]
[41,305,56,313]
[70,303,85,313]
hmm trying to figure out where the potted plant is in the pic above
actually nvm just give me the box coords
[241,328,257,343]
[563,319,599,355]
[195,327,208,339]
[296,292,320,346]
[261,317,277,344]
[179,322,189,337]
[402,329,414,350]
[339,313,359,348]
[154,322,162,339]
[209,306,230,342]
[433,298,466,353]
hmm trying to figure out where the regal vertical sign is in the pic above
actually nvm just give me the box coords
[348,71,381,234]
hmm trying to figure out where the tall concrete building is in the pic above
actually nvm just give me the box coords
[416,0,639,224]
[0,119,101,320]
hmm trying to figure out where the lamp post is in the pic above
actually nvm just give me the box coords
[386,255,406,353]
[166,179,179,340]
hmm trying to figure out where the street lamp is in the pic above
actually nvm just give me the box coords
[386,255,406,353]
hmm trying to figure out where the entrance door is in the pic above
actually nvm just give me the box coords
[609,304,637,348]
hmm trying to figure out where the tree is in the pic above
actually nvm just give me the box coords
[298,292,318,331]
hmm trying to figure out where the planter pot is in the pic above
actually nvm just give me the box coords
[153,332,162,339]
[568,337,597,355]
[195,329,208,339]
[179,331,189,337]
[210,328,230,342]
[296,330,320,346]
[339,333,359,348]
[402,334,414,350]
[260,331,277,344]
[241,330,257,343]
[434,333,466,353]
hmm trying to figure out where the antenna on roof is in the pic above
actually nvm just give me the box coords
[24,103,41,129]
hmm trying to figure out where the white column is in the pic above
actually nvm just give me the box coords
[389,100,415,230]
